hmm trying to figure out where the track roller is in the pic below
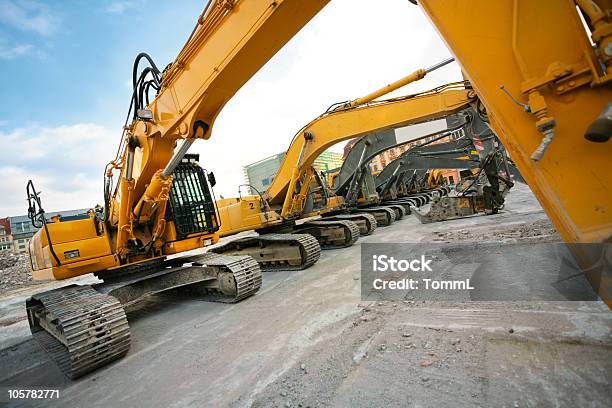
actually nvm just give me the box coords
[296,219,360,249]
[211,233,321,271]
[353,206,396,226]
[323,213,377,235]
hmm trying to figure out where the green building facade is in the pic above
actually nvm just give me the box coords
[243,149,343,194]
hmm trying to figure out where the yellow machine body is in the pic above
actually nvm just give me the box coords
[29,215,116,281]
[28,211,223,280]
[216,196,282,237]
[427,170,446,189]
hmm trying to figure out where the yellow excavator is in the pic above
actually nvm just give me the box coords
[212,78,504,254]
[25,0,331,379]
[210,61,471,262]
[23,0,611,378]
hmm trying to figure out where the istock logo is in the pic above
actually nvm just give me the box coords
[372,255,433,272]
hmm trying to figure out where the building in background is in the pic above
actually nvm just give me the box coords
[313,151,343,174]
[9,215,39,254]
[243,152,286,194]
[0,218,12,253]
[367,144,414,175]
[243,150,344,194]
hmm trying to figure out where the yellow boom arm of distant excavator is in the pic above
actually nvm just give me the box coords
[266,85,476,218]
[217,83,477,237]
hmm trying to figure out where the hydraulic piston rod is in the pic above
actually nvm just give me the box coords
[163,139,195,178]
[343,57,455,109]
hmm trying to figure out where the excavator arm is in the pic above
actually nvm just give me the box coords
[374,139,479,199]
[264,83,477,218]
[331,109,480,204]
[110,0,329,258]
[419,0,612,243]
[29,0,330,278]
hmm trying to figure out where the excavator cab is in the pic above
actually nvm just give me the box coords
[164,154,220,242]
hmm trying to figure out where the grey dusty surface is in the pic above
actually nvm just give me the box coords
[0,183,610,408]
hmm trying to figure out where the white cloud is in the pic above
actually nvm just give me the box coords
[193,0,462,198]
[0,41,31,59]
[0,0,60,36]
[0,123,119,216]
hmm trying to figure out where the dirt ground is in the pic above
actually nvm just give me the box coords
[0,183,610,408]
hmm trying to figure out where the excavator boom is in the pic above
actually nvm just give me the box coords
[265,84,475,216]
[419,0,612,243]
[126,0,329,195]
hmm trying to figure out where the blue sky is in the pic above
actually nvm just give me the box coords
[0,0,202,127]
[0,0,462,216]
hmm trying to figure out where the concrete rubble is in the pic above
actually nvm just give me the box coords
[0,251,45,294]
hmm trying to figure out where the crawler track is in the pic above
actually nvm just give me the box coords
[354,206,396,226]
[323,213,377,235]
[26,285,131,379]
[382,200,412,213]
[384,204,407,219]
[27,252,261,379]
[298,219,360,249]
[212,233,321,272]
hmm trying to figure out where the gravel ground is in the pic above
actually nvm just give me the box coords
[251,299,611,408]
[0,184,609,408]
[430,218,561,244]
[249,191,608,408]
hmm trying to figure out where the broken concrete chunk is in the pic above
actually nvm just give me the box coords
[419,359,434,367]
